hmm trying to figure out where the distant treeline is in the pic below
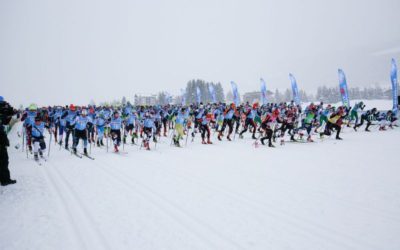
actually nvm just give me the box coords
[100,80,393,106]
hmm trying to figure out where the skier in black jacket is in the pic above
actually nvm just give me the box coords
[0,96,17,186]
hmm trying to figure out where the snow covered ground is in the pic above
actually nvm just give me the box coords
[304,99,393,111]
[1,115,400,249]
[333,99,393,111]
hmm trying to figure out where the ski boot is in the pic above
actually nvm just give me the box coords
[336,136,343,140]
[1,179,17,186]
[207,139,212,144]
[83,148,88,155]
[268,142,275,148]
[34,153,39,161]
[201,139,207,145]
[227,134,232,141]
[173,137,180,147]
[307,136,314,142]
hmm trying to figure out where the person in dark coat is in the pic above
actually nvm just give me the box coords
[0,96,17,186]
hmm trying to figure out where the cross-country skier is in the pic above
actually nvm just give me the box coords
[95,113,106,146]
[31,116,48,161]
[302,103,317,142]
[21,104,38,152]
[123,109,137,144]
[354,108,378,132]
[173,107,189,147]
[218,103,235,141]
[110,111,123,152]
[259,109,279,147]
[199,109,213,144]
[323,107,345,140]
[63,104,77,149]
[349,101,365,126]
[142,112,156,150]
[72,109,92,155]
[239,103,259,139]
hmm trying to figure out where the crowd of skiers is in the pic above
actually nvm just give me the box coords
[17,100,398,162]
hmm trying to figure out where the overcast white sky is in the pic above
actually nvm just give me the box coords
[1,0,399,106]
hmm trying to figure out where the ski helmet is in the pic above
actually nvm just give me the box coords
[28,103,37,111]
[69,104,76,111]
[0,96,4,102]
[81,109,88,116]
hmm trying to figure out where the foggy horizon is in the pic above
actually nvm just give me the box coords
[1,0,399,107]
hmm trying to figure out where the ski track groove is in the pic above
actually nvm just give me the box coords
[236,128,400,222]
[43,159,111,250]
[123,155,380,250]
[87,156,247,250]
[39,162,88,250]
[237,167,400,223]
[205,134,400,224]
[94,154,356,249]
[108,128,397,249]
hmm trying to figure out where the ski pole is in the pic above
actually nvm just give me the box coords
[170,129,176,146]
[87,129,92,155]
[26,140,29,159]
[185,125,190,147]
[106,126,109,153]
[153,128,157,150]
[59,130,62,150]
[22,127,25,152]
[122,125,125,152]
[48,128,52,157]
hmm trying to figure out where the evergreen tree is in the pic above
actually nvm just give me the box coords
[274,89,282,103]
[215,82,225,103]
[226,91,233,103]
[283,89,291,102]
